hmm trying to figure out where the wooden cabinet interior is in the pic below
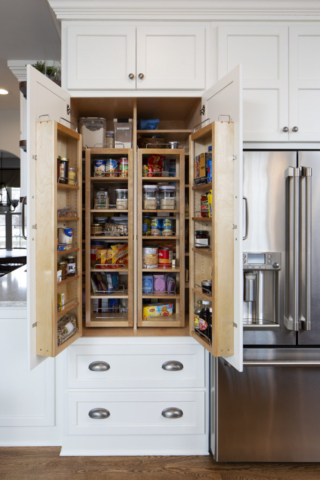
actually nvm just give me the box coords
[189,122,235,357]
[36,121,82,356]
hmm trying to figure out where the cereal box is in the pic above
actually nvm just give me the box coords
[143,303,173,320]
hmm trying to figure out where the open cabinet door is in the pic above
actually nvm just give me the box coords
[189,66,243,372]
[27,65,73,369]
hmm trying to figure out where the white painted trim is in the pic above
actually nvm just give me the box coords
[7,61,38,82]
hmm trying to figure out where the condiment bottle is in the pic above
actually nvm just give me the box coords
[58,260,67,280]
[199,300,211,338]
[194,300,202,329]
[66,255,76,276]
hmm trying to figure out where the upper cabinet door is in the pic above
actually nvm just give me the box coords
[218,25,288,142]
[67,25,136,90]
[289,25,320,141]
[27,66,71,370]
[136,25,205,90]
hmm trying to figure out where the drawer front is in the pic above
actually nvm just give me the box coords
[68,344,205,389]
[68,391,205,436]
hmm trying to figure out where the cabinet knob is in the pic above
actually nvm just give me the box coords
[138,73,145,80]
[161,407,183,419]
[162,360,184,371]
[128,73,135,80]
[292,126,299,132]
[88,408,110,420]
[282,126,289,132]
[88,361,110,372]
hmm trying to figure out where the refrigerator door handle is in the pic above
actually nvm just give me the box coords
[300,167,312,331]
[243,360,320,367]
[243,197,249,240]
[284,167,300,331]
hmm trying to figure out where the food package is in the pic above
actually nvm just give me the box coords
[207,190,212,218]
[57,314,78,345]
[57,293,65,312]
[96,249,112,265]
[110,244,128,265]
[143,303,174,320]
[147,155,164,177]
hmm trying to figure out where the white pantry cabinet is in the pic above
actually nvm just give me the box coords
[289,25,320,141]
[65,24,206,91]
[218,25,289,142]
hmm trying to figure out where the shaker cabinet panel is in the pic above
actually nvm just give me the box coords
[289,25,320,141]
[218,25,289,141]
[67,25,136,90]
[136,26,206,90]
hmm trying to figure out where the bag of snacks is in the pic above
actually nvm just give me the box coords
[147,155,164,177]
[110,244,128,265]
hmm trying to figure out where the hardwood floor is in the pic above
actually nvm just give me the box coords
[1,448,320,480]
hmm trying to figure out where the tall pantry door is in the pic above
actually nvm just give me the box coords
[201,65,244,371]
[27,65,72,369]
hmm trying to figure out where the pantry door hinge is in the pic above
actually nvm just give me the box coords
[32,155,37,161]
[233,155,237,161]
[233,322,238,328]
[200,105,205,116]
[32,224,37,229]
[67,104,72,115]
[32,322,37,328]
[233,224,237,229]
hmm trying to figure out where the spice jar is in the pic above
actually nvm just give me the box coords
[201,279,212,295]
[91,223,103,236]
[95,188,109,209]
[195,230,210,248]
[66,255,76,276]
[105,131,114,148]
[58,157,69,184]
[143,185,158,210]
[68,167,76,186]
[159,186,176,210]
[115,189,128,210]
[58,260,67,280]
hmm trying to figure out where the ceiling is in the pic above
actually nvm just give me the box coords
[0,0,61,111]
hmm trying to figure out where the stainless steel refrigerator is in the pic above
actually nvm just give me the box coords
[210,151,320,462]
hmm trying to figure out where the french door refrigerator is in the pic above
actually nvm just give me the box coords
[210,151,320,462]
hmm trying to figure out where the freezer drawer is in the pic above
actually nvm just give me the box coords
[214,349,320,462]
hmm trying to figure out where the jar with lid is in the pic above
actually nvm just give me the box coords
[105,131,114,148]
[201,279,212,296]
[57,157,69,184]
[194,300,202,329]
[95,188,109,209]
[199,300,211,338]
[159,186,176,210]
[68,167,76,186]
[116,189,128,210]
[143,185,158,210]
[195,230,210,248]
[66,255,76,276]
[91,223,103,236]
[58,260,67,280]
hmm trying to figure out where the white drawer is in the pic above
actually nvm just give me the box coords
[68,343,205,389]
[67,391,205,436]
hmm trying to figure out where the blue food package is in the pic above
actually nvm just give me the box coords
[142,275,154,294]
[137,119,160,130]
[104,272,119,293]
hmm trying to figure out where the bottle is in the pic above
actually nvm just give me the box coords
[199,300,211,338]
[194,300,202,330]
[208,307,212,342]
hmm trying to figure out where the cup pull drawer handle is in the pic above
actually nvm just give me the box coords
[88,361,110,372]
[162,361,184,371]
[88,408,110,420]
[161,407,183,419]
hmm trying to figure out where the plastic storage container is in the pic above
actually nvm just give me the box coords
[113,119,133,148]
[79,117,107,148]
[159,186,176,210]
[115,189,128,210]
[143,185,158,210]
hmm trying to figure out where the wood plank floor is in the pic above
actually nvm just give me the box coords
[1,448,320,480]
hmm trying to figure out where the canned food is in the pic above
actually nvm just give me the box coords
[162,218,173,236]
[91,241,104,268]
[158,247,173,268]
[142,216,151,236]
[119,157,128,177]
[94,159,106,177]
[142,165,148,177]
[143,246,158,268]
[58,228,73,245]
[151,217,162,236]
[106,159,118,177]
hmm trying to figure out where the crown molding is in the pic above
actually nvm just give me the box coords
[7,61,37,82]
[48,0,320,21]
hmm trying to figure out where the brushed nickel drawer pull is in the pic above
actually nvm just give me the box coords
[161,407,183,419]
[88,408,110,419]
[162,360,184,371]
[88,361,110,372]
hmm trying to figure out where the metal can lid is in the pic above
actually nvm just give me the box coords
[58,261,67,265]
[201,280,212,286]
[202,300,211,305]
[60,157,69,162]
[66,255,76,260]
[91,223,101,227]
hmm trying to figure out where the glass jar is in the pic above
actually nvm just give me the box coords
[95,188,109,209]
[105,131,114,148]
[195,230,210,248]
[58,260,67,281]
[116,189,128,210]
[143,185,158,210]
[201,279,212,295]
[91,223,103,236]
[199,300,211,339]
[159,186,176,210]
[68,167,76,186]
[57,157,69,184]
[194,300,202,329]
[66,255,76,276]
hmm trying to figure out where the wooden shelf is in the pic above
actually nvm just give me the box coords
[90,177,128,182]
[192,247,212,256]
[57,217,79,221]
[137,129,192,134]
[91,268,128,273]
[185,283,190,288]
[90,209,128,213]
[192,183,212,191]
[142,177,180,182]
[91,289,129,299]
[192,288,212,302]
[90,312,130,328]
[57,248,80,256]
[142,236,180,240]
[57,183,79,190]
[142,268,180,272]
[91,236,128,240]
[57,301,80,318]
[192,217,211,222]
[142,294,180,299]
[185,252,190,256]
[142,209,180,213]
[57,275,80,287]
[141,314,181,328]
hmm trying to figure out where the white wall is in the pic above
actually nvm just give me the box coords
[0,109,20,158]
